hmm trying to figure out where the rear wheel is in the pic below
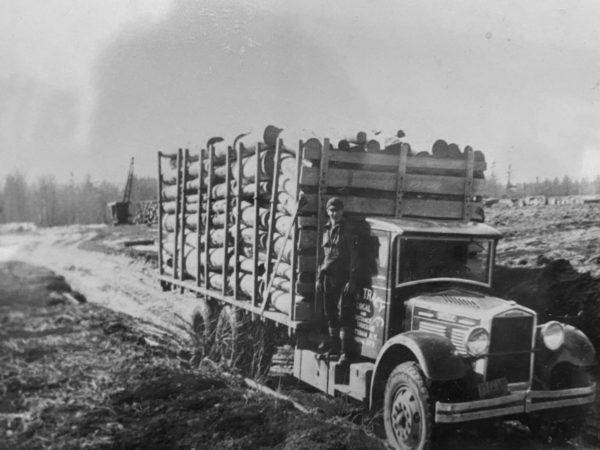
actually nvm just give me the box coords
[384,362,433,450]
[191,298,219,360]
[213,305,238,366]
[212,306,278,378]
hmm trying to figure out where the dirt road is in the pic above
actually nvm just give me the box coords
[0,226,199,340]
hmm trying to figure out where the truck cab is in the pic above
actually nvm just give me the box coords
[352,217,499,360]
[294,216,596,450]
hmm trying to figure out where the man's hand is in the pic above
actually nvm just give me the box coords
[343,280,357,297]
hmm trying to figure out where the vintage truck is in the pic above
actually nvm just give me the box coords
[156,128,596,450]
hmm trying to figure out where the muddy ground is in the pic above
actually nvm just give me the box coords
[1,203,600,449]
[487,202,600,277]
[0,261,385,450]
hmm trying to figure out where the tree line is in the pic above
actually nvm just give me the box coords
[2,170,599,227]
[0,172,156,226]
[483,174,600,198]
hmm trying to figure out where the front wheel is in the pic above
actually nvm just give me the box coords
[525,364,591,443]
[384,362,433,450]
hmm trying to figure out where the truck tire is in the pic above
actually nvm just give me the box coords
[525,364,591,443]
[191,298,219,359]
[213,306,278,377]
[384,362,433,450]
[214,305,238,366]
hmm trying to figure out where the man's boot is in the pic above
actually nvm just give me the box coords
[328,327,341,357]
[317,335,330,354]
[338,327,352,365]
[317,327,340,356]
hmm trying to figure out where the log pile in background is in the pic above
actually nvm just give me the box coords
[159,126,487,321]
[132,201,158,225]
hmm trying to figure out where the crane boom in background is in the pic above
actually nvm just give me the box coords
[108,157,136,225]
[122,157,135,203]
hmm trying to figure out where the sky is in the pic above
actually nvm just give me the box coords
[1,0,600,185]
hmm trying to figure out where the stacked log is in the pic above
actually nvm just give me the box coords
[160,141,271,291]
[160,149,206,284]
[299,131,486,221]
[263,143,317,316]
[159,131,315,318]
[219,133,317,317]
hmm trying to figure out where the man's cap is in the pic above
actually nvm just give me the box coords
[326,197,344,210]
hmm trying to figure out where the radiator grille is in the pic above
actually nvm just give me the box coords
[451,328,467,354]
[417,321,468,354]
[418,321,447,335]
[487,315,534,383]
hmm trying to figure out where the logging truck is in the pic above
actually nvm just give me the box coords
[157,128,596,450]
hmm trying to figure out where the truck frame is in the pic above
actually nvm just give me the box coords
[157,132,596,450]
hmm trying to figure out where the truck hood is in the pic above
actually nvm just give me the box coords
[407,288,532,322]
[407,288,536,356]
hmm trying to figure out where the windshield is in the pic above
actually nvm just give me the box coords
[397,236,493,285]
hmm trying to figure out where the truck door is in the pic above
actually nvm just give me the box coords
[353,229,390,360]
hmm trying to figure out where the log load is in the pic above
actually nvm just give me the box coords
[158,126,487,323]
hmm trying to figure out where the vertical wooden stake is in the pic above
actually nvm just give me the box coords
[290,139,302,321]
[252,142,261,309]
[204,144,214,293]
[196,148,204,287]
[180,149,189,287]
[395,144,409,218]
[233,140,243,299]
[314,138,329,317]
[263,138,282,314]
[464,146,475,221]
[173,149,182,281]
[222,146,232,296]
[157,151,164,277]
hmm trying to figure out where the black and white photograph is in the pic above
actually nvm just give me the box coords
[1,1,600,449]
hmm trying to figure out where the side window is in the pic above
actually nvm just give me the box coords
[396,238,431,282]
[357,230,389,288]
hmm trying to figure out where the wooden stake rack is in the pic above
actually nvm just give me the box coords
[157,139,311,329]
[157,135,486,330]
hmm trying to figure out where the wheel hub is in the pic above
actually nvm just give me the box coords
[391,387,421,445]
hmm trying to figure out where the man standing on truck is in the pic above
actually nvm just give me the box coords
[318,197,357,364]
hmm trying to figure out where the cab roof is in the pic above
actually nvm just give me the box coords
[365,217,502,238]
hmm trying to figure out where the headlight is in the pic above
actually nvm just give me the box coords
[465,327,490,356]
[541,321,564,350]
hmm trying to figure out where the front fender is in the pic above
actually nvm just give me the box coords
[369,331,466,409]
[535,324,597,384]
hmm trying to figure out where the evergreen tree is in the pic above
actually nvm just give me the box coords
[2,172,32,222]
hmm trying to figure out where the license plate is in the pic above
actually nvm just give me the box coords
[478,377,509,399]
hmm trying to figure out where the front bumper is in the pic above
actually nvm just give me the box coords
[435,383,596,423]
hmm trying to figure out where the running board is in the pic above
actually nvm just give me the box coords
[293,349,373,402]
